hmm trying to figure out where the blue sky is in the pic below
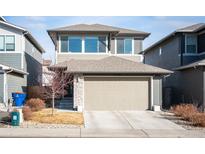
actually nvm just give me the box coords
[4,16,205,62]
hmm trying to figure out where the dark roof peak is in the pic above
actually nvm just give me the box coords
[176,23,205,32]
[144,23,205,54]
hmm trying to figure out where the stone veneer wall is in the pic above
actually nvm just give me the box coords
[73,74,84,110]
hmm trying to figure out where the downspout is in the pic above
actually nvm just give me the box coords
[108,33,111,53]
[4,69,13,106]
[203,67,205,111]
[180,34,184,66]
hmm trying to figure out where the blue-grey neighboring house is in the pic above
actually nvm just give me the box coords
[0,17,45,108]
[143,23,205,109]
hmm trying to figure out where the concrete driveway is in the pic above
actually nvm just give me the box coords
[84,111,184,130]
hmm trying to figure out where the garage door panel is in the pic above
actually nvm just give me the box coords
[84,77,150,111]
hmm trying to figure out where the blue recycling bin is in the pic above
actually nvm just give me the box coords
[12,93,26,106]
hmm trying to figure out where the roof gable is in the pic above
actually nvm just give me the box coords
[0,20,45,53]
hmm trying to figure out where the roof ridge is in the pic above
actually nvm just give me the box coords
[92,23,148,33]
[48,23,89,31]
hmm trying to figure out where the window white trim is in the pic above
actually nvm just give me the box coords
[3,73,8,105]
[150,76,154,110]
[115,37,134,55]
[0,34,16,52]
[82,34,85,53]
[58,35,61,53]
[185,34,197,54]
[59,34,108,54]
[159,47,162,56]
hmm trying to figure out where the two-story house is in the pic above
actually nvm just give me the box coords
[48,23,171,111]
[143,23,205,109]
[0,17,45,108]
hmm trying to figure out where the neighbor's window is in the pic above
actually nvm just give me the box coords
[186,35,197,53]
[68,36,82,53]
[5,36,15,51]
[0,35,15,51]
[85,36,106,53]
[117,38,132,54]
[0,36,4,51]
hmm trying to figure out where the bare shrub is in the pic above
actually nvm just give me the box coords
[189,113,205,127]
[171,104,198,120]
[25,98,45,112]
[22,106,32,121]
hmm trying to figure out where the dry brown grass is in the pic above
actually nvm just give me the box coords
[30,109,84,125]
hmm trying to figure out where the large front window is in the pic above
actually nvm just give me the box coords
[0,35,15,51]
[85,36,106,53]
[60,35,107,53]
[117,38,132,54]
[186,35,197,53]
[68,36,82,53]
[61,36,82,53]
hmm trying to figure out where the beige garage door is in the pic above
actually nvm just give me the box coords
[84,76,150,111]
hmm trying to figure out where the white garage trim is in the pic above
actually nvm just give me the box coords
[82,75,153,111]
[150,76,154,108]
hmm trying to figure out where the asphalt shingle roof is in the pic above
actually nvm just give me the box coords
[176,23,205,32]
[48,23,150,36]
[50,56,172,74]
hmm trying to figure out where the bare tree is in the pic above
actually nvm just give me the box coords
[41,68,73,115]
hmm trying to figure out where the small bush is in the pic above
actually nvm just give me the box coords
[25,98,45,112]
[22,106,32,120]
[189,113,205,127]
[171,104,198,120]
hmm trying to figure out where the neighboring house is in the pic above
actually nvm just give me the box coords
[48,23,171,111]
[42,59,52,86]
[0,17,45,107]
[143,23,205,109]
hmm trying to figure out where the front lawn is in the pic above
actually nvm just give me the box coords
[30,109,84,125]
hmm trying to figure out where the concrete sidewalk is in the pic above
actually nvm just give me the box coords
[1,128,205,138]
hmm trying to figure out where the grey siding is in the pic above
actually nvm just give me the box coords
[24,38,42,86]
[145,36,181,69]
[144,36,181,108]
[153,76,162,106]
[134,39,142,54]
[0,73,4,103]
[7,72,26,101]
[110,38,115,54]
[198,33,205,53]
[0,53,22,69]
[144,36,181,88]
[178,67,204,107]
[183,55,199,65]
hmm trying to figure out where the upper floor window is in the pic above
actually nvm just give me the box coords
[60,36,82,53]
[116,38,133,54]
[69,36,82,53]
[185,35,197,53]
[85,36,106,53]
[0,35,15,51]
[60,35,107,53]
